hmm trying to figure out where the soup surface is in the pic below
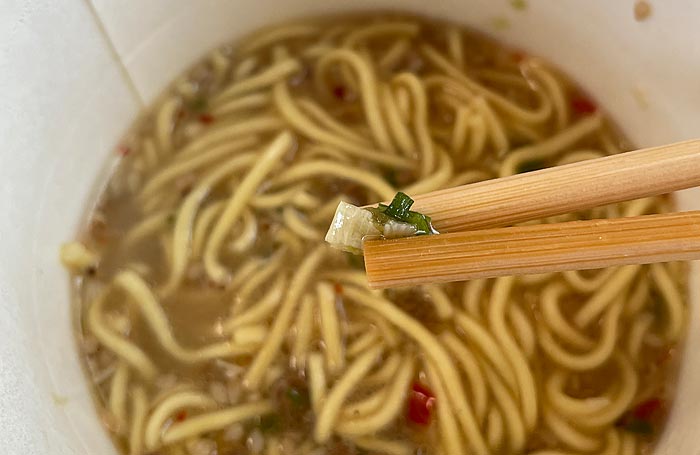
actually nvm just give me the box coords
[61,13,687,455]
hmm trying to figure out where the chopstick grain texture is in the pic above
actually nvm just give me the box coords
[410,139,700,232]
[364,211,700,288]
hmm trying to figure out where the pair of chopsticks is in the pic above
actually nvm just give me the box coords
[364,139,700,289]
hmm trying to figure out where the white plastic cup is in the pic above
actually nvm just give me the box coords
[1,1,699,453]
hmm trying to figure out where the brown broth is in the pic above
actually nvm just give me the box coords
[68,12,687,455]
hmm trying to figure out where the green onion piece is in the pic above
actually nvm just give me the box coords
[286,387,309,408]
[189,97,208,112]
[383,192,415,219]
[369,192,436,236]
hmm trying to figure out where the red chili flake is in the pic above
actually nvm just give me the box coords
[116,145,131,157]
[175,410,187,422]
[332,85,348,100]
[633,398,663,420]
[571,95,597,114]
[333,282,344,295]
[407,382,436,426]
[198,113,215,124]
[176,109,187,120]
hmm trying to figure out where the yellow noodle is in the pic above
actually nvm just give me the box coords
[336,357,414,436]
[362,352,402,387]
[343,387,387,419]
[161,152,256,294]
[508,303,536,358]
[232,324,267,345]
[401,148,453,195]
[623,277,650,316]
[174,116,283,162]
[499,114,603,177]
[244,245,326,389]
[139,136,257,200]
[525,63,569,130]
[454,311,518,390]
[540,282,593,348]
[87,290,158,380]
[316,49,395,153]
[108,362,130,431]
[161,401,273,445]
[562,268,617,294]
[211,93,270,116]
[204,132,294,283]
[440,332,488,422]
[462,278,487,317]
[446,26,463,68]
[155,97,180,154]
[423,358,465,455]
[651,262,685,341]
[273,81,409,168]
[213,58,301,105]
[486,407,504,452]
[144,390,216,449]
[283,206,322,240]
[346,329,379,358]
[291,294,316,371]
[342,22,419,49]
[574,265,639,328]
[223,277,286,332]
[421,44,553,125]
[228,257,265,290]
[228,207,258,253]
[238,23,319,54]
[122,210,170,249]
[542,406,601,452]
[546,370,612,416]
[627,313,654,363]
[344,288,488,455]
[382,84,417,157]
[551,353,637,428]
[115,271,248,363]
[424,285,454,320]
[483,364,526,453]
[351,436,411,455]
[315,346,382,443]
[271,159,395,200]
[466,115,488,162]
[450,105,471,156]
[191,201,226,259]
[128,385,148,455]
[539,300,623,371]
[297,98,371,146]
[317,281,345,374]
[307,352,327,414]
[473,97,509,155]
[236,250,287,303]
[392,73,434,175]
[378,38,411,72]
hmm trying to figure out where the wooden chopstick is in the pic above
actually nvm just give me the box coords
[364,211,700,289]
[409,139,700,232]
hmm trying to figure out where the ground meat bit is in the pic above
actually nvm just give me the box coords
[269,374,313,427]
